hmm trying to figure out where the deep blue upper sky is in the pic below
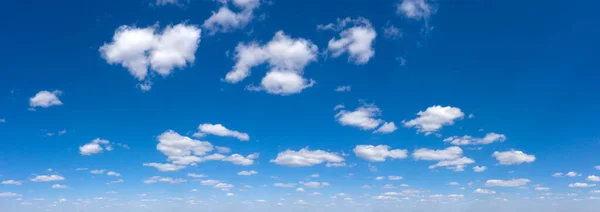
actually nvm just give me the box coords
[0,0,599,211]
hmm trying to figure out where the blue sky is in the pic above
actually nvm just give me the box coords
[1,0,600,211]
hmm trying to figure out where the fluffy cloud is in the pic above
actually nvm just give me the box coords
[31,175,65,182]
[492,150,536,165]
[320,17,376,64]
[29,90,62,108]
[374,122,398,134]
[143,176,186,184]
[237,170,258,176]
[51,184,68,189]
[270,148,344,167]
[203,0,260,34]
[473,166,487,172]
[106,171,121,177]
[473,188,496,194]
[353,145,408,162]
[79,138,112,156]
[335,103,384,130]
[1,180,22,185]
[587,175,600,182]
[566,171,580,177]
[569,183,596,188]
[195,123,249,141]
[397,0,434,20]
[226,31,318,95]
[143,163,186,172]
[413,147,474,171]
[485,179,531,187]
[155,129,213,162]
[403,105,464,135]
[443,133,506,145]
[99,23,201,90]
[302,182,330,189]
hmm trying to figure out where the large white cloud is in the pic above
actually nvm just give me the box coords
[403,105,464,135]
[203,0,260,34]
[79,138,112,156]
[485,178,531,187]
[397,0,434,20]
[320,17,376,64]
[270,148,344,167]
[353,145,408,162]
[226,31,318,95]
[443,133,506,145]
[492,150,536,165]
[99,23,201,90]
[30,175,65,182]
[29,90,63,108]
[194,123,249,141]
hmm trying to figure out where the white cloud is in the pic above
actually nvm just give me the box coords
[51,184,68,189]
[155,0,180,6]
[443,133,506,145]
[374,122,398,134]
[90,169,106,174]
[397,0,434,20]
[156,129,213,161]
[106,171,121,177]
[473,166,487,172]
[302,182,330,189]
[143,163,186,172]
[107,179,124,184]
[553,172,564,177]
[237,170,258,176]
[29,90,63,108]
[383,24,402,40]
[388,176,404,181]
[335,103,383,130]
[448,182,459,186]
[187,173,206,178]
[353,145,408,162]
[216,146,231,153]
[79,138,112,156]
[485,179,531,187]
[311,174,320,178]
[222,153,259,166]
[270,148,344,167]
[428,157,475,171]
[322,17,377,64]
[375,176,385,180]
[203,0,260,34]
[473,188,496,194]
[587,175,600,182]
[31,175,65,182]
[143,176,187,184]
[99,23,201,90]
[334,85,351,92]
[535,187,550,191]
[273,183,296,188]
[569,183,596,188]
[566,171,580,177]
[0,192,21,198]
[403,105,464,135]
[195,123,249,141]
[1,180,22,185]
[492,150,536,165]
[413,146,462,161]
[226,31,318,95]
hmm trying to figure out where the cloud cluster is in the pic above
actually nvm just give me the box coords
[403,105,464,135]
[319,17,376,64]
[99,23,201,91]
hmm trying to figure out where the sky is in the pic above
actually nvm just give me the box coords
[0,0,599,211]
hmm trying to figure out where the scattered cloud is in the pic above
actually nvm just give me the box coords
[237,170,258,176]
[569,183,596,188]
[29,90,63,108]
[335,103,384,130]
[443,133,506,145]
[301,181,330,189]
[413,146,462,161]
[353,145,408,162]
[143,163,186,172]
[1,180,22,185]
[473,166,487,172]
[143,176,187,184]
[0,192,21,198]
[383,24,402,40]
[587,175,600,182]
[492,150,536,165]
[51,184,68,189]
[397,0,435,20]
[203,0,260,34]
[485,179,531,187]
[30,175,65,182]
[403,105,464,135]
[320,17,376,64]
[334,85,351,92]
[194,123,249,141]
[79,139,112,156]
[473,188,496,194]
[373,122,398,134]
[273,183,296,188]
[271,148,344,167]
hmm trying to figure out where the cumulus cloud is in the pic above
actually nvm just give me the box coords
[566,171,580,177]
[397,0,434,20]
[335,103,387,130]
[143,176,186,184]
[106,171,121,177]
[587,175,600,182]
[31,175,65,182]
[203,0,260,34]
[320,17,376,64]
[99,23,201,90]
[226,31,318,95]
[403,105,464,135]
[79,138,112,156]
[413,147,474,171]
[485,179,531,187]
[194,123,249,141]
[492,150,536,165]
[237,170,258,176]
[270,148,344,167]
[29,90,63,108]
[374,122,398,134]
[51,184,68,189]
[353,145,408,162]
[473,188,496,194]
[443,133,506,145]
[1,180,22,185]
[473,166,487,172]
[569,182,596,188]
[301,181,330,189]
